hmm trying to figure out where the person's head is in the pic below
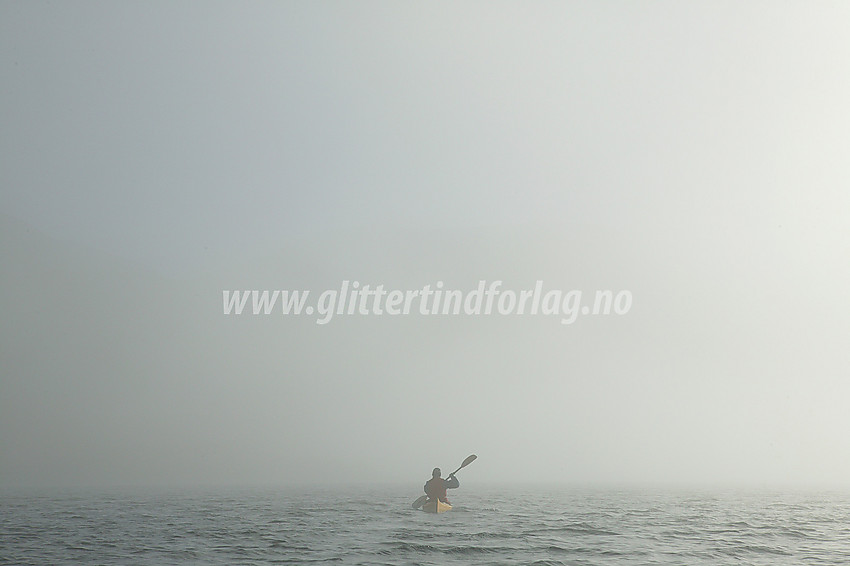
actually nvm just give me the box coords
[432,467,441,478]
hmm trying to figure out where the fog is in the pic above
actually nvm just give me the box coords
[2,2,849,490]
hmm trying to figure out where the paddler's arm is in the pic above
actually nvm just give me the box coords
[445,474,459,489]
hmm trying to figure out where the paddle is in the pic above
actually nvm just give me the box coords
[449,454,477,477]
[412,454,477,508]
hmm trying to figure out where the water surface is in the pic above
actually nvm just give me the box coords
[3,486,850,565]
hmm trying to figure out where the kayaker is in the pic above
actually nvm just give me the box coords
[424,467,459,504]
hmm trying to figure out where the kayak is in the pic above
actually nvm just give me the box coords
[421,499,452,514]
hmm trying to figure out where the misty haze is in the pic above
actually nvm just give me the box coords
[2,2,849,565]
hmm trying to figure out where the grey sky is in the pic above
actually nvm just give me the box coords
[2,2,849,489]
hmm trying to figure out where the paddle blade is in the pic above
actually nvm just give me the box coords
[411,495,428,509]
[450,454,478,476]
[460,454,477,468]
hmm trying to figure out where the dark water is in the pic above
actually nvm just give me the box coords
[3,486,850,565]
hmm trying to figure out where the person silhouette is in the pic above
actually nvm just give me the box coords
[423,467,459,504]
